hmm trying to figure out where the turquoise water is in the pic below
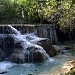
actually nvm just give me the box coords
[0,58,62,75]
[67,50,75,57]
[0,50,75,75]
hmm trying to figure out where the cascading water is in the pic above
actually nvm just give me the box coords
[7,25,21,35]
[0,25,74,75]
[12,25,58,44]
[47,26,58,44]
[0,25,54,63]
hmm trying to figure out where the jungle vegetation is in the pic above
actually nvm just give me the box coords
[0,0,75,30]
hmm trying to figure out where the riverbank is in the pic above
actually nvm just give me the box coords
[50,60,75,75]
[38,60,75,75]
[38,45,75,75]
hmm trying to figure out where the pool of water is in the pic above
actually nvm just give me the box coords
[0,50,75,75]
[0,58,63,75]
[67,50,75,57]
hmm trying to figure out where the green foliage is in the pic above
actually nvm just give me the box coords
[0,0,75,29]
[72,0,75,5]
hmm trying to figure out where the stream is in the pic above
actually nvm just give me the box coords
[0,49,75,75]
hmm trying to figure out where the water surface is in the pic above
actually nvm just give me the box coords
[0,50,75,75]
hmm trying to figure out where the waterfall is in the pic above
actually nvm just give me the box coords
[36,25,58,44]
[0,25,58,63]
[7,25,51,63]
[8,25,21,35]
[49,27,58,44]
[6,25,58,44]
[54,28,58,44]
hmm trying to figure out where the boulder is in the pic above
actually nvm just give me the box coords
[7,46,47,63]
[33,51,45,62]
[53,45,66,53]
[37,39,57,57]
[6,53,25,64]
[24,46,48,63]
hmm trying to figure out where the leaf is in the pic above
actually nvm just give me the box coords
[72,0,75,5]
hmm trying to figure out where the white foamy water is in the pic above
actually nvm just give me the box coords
[0,61,16,72]
[7,25,52,62]
[23,33,47,44]
[8,25,21,35]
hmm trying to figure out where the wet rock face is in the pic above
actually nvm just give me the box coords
[0,37,2,49]
[37,39,57,57]
[0,49,6,61]
[24,47,46,63]
[0,35,15,58]
[7,53,25,63]
[15,42,24,49]
[6,41,25,63]
[33,51,44,62]
[3,36,15,57]
[7,46,46,63]
[0,36,57,63]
